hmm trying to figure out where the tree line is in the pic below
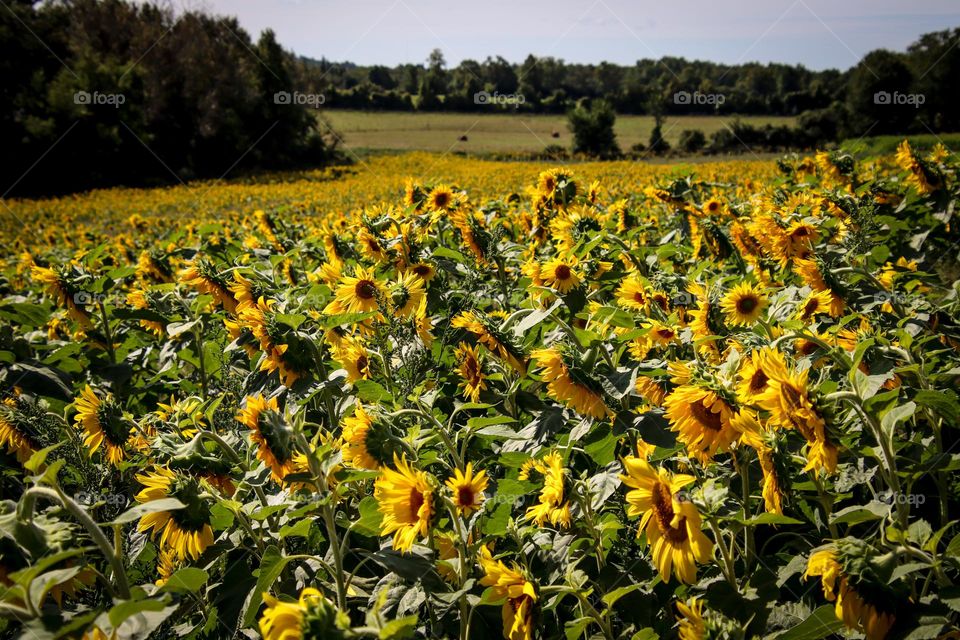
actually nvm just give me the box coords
[297,29,960,139]
[1,0,336,197]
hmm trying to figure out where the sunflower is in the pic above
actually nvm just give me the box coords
[757,349,836,471]
[260,587,350,640]
[540,255,580,294]
[720,282,767,326]
[452,311,527,375]
[804,548,896,640]
[155,548,180,586]
[701,198,723,216]
[478,546,537,640]
[687,283,724,361]
[664,385,737,462]
[731,410,784,514]
[74,386,136,466]
[454,342,487,402]
[619,456,714,584]
[179,258,237,313]
[126,289,166,337]
[616,275,650,312]
[341,402,396,470]
[736,349,771,404]
[446,462,488,516]
[135,467,214,560]
[524,451,571,528]
[374,454,434,553]
[332,338,370,383]
[551,206,603,253]
[796,289,834,322]
[389,271,426,319]
[0,398,38,463]
[676,598,707,640]
[451,209,493,265]
[532,347,610,419]
[357,227,390,263]
[634,377,666,407]
[237,395,302,484]
[793,258,844,317]
[31,265,92,326]
[324,265,385,315]
[895,140,940,195]
[408,261,437,283]
[427,184,456,212]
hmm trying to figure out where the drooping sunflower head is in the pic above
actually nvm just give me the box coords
[452,311,527,375]
[664,385,738,462]
[0,396,40,464]
[532,346,610,419]
[74,386,134,466]
[453,342,487,402]
[260,587,351,640]
[135,467,214,560]
[237,395,299,484]
[523,451,572,528]
[389,270,426,319]
[341,402,399,470]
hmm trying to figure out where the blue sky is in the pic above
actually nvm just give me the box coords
[190,0,960,69]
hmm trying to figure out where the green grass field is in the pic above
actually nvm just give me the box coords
[840,133,960,157]
[322,110,797,154]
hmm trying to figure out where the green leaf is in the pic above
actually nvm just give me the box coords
[601,583,642,608]
[880,401,915,438]
[108,598,170,628]
[353,496,383,537]
[319,311,377,328]
[914,389,960,422]
[160,567,208,593]
[110,498,186,525]
[830,502,889,525]
[354,379,393,404]
[738,513,804,526]
[280,518,313,539]
[773,605,843,640]
[242,545,290,627]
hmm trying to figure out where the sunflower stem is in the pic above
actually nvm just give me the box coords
[706,517,737,588]
[18,486,131,599]
[97,299,117,365]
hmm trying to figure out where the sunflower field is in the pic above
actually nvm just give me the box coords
[2,142,960,640]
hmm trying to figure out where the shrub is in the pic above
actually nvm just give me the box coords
[567,99,621,159]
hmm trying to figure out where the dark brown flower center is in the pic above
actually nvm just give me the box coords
[355,280,377,300]
[555,265,571,280]
[690,400,723,431]
[458,486,476,506]
[652,482,689,543]
[409,488,424,516]
[750,369,768,393]
[736,295,759,314]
